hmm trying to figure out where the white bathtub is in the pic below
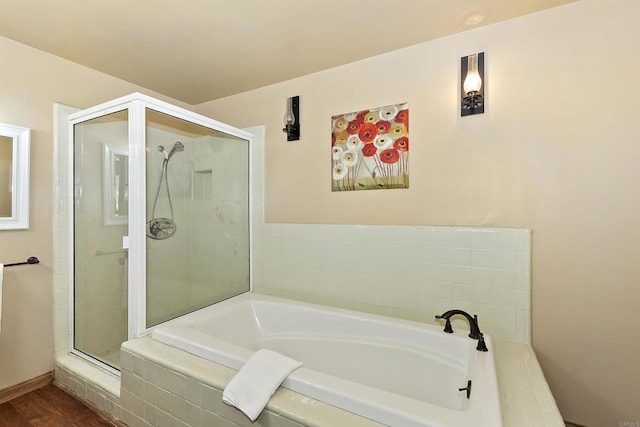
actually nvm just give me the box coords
[151,293,502,427]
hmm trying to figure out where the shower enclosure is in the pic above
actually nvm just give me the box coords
[69,94,252,371]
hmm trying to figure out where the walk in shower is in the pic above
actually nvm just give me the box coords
[69,94,252,371]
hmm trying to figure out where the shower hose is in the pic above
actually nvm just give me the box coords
[146,147,179,239]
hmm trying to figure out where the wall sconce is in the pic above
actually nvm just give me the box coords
[461,52,484,116]
[282,95,300,141]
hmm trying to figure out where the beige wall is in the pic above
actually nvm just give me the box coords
[0,36,189,389]
[196,2,640,426]
[1,1,638,425]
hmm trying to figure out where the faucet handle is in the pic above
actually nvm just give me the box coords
[435,315,454,333]
[476,333,488,352]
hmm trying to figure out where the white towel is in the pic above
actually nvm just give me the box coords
[0,264,3,335]
[223,349,303,421]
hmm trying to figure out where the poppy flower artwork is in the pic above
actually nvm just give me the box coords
[331,102,409,191]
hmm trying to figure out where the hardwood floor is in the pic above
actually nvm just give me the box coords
[0,384,116,426]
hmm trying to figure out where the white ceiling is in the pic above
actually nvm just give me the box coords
[0,0,574,104]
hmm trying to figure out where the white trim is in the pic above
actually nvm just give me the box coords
[67,114,76,357]
[67,93,253,142]
[128,99,146,338]
[0,123,30,229]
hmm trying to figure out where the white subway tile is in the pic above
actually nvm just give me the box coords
[412,245,438,265]
[121,350,134,372]
[131,374,145,398]
[472,249,494,268]
[493,269,517,289]
[183,401,201,426]
[493,324,517,342]
[200,409,238,427]
[421,280,453,299]
[121,409,134,426]
[516,251,531,272]
[156,365,173,391]
[516,271,531,290]
[495,288,517,308]
[517,309,531,331]
[144,402,158,426]
[471,268,496,286]
[449,248,473,266]
[429,227,451,247]
[496,230,522,251]
[452,283,473,302]
[517,291,531,311]
[473,286,495,305]
[493,308,518,333]
[516,328,532,344]
[121,371,133,391]
[168,392,189,422]
[472,229,497,249]
[523,231,532,253]
[493,251,516,270]
[380,226,430,245]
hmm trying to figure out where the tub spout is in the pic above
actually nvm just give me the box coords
[435,309,488,352]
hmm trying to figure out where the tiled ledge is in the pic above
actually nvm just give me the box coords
[119,336,564,427]
[54,354,123,420]
[493,339,565,427]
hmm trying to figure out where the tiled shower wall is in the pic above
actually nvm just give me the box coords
[249,127,531,343]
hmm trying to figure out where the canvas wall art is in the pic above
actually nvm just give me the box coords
[331,102,409,191]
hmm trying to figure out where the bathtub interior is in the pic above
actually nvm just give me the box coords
[263,334,471,410]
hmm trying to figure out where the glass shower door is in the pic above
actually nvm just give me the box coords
[144,109,250,327]
[73,110,129,369]
[69,93,252,372]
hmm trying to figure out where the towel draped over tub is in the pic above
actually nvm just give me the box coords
[222,349,303,421]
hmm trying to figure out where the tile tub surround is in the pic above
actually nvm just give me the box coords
[119,335,563,427]
[253,224,532,344]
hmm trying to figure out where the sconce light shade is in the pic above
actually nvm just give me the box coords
[461,52,484,116]
[282,96,300,141]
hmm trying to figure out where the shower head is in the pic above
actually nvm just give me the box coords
[157,145,169,160]
[156,142,183,160]
[167,141,184,160]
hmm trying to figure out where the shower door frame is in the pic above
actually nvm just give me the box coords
[67,93,254,373]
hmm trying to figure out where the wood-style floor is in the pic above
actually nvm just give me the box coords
[0,384,115,427]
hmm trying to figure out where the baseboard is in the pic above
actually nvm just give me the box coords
[0,371,54,404]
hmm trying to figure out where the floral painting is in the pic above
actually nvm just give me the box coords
[331,102,409,191]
